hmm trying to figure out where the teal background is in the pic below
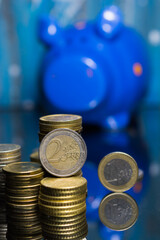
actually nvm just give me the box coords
[0,0,159,108]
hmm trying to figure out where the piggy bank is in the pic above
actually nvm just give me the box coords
[39,6,149,129]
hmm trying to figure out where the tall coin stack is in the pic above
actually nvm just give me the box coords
[38,114,88,239]
[38,114,82,142]
[0,144,21,239]
[38,177,88,240]
[3,162,44,240]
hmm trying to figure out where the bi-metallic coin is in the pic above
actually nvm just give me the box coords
[98,152,138,192]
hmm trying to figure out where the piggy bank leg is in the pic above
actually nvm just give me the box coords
[103,112,130,130]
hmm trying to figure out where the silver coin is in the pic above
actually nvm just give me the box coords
[98,152,138,192]
[99,193,138,231]
[105,158,133,186]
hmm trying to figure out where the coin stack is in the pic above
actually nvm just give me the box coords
[38,114,82,142]
[38,177,88,240]
[0,144,21,240]
[3,162,44,240]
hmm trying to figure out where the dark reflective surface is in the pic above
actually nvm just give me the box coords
[0,108,159,239]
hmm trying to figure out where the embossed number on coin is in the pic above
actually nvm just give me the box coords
[39,129,87,177]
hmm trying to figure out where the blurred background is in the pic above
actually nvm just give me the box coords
[0,1,160,240]
[0,0,159,109]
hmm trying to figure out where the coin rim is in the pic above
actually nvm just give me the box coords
[39,129,87,177]
[99,192,139,231]
[98,152,138,192]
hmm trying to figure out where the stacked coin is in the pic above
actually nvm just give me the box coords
[39,114,82,142]
[3,162,44,239]
[0,144,21,239]
[38,177,88,240]
[0,144,21,198]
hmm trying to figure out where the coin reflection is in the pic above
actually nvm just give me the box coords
[99,193,138,231]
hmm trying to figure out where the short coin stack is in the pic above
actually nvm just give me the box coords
[38,177,88,240]
[39,114,82,142]
[3,162,44,240]
[0,144,21,239]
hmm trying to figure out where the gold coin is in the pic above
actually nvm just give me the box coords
[39,201,86,211]
[0,144,21,157]
[99,193,138,231]
[98,152,138,192]
[39,129,87,177]
[38,195,86,206]
[6,183,40,190]
[7,202,38,209]
[6,197,38,204]
[42,225,88,239]
[38,197,86,207]
[30,151,40,163]
[9,213,40,221]
[0,156,21,162]
[6,233,42,240]
[6,178,43,187]
[42,223,87,235]
[39,204,86,217]
[6,171,44,180]
[7,225,42,235]
[3,162,43,175]
[6,187,40,197]
[40,211,86,223]
[39,191,86,201]
[39,114,82,125]
[74,170,83,177]
[40,177,87,195]
[41,214,86,227]
[42,220,87,232]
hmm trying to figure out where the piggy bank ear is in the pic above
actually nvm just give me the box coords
[38,15,62,46]
[97,5,123,39]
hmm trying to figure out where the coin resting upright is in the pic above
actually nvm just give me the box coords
[98,152,138,192]
[39,128,87,177]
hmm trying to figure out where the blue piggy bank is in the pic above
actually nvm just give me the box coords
[39,6,149,129]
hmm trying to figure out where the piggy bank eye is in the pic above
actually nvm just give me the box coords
[97,5,123,39]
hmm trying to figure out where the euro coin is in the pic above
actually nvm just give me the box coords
[99,192,138,231]
[38,196,86,206]
[0,144,21,157]
[98,152,138,192]
[42,225,88,239]
[39,129,87,177]
[40,177,87,196]
[39,191,86,201]
[39,114,82,127]
[40,211,86,224]
[3,162,43,175]
[30,151,40,163]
